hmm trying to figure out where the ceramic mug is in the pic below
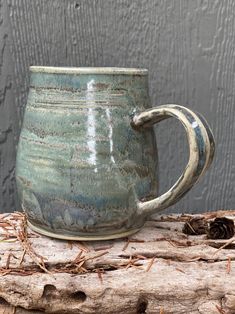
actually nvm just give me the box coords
[16,67,215,240]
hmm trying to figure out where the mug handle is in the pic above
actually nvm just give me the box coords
[131,104,215,216]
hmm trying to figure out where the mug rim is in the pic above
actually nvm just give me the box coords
[30,66,148,75]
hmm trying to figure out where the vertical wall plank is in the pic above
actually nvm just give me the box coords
[0,0,234,213]
[0,0,19,212]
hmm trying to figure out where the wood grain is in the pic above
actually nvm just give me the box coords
[0,0,234,213]
[1,211,235,313]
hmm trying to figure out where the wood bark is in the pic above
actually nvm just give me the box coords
[0,211,235,313]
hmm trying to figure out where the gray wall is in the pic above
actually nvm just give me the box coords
[0,0,234,213]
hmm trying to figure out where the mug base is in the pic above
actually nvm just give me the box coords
[28,220,141,241]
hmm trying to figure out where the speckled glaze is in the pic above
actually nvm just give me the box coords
[16,67,215,240]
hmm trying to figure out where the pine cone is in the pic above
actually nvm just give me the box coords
[207,217,234,239]
[182,217,207,235]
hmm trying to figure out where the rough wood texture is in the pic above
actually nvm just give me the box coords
[0,0,234,213]
[1,211,235,313]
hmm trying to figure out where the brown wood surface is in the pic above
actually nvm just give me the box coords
[0,211,235,313]
[0,0,234,213]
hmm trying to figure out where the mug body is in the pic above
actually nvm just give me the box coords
[16,67,158,240]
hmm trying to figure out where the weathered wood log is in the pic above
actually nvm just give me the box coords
[0,211,235,313]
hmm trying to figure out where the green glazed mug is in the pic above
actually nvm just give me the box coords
[16,67,215,240]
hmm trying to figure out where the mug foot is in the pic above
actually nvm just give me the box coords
[27,220,141,241]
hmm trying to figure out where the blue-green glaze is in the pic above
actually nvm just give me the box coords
[16,67,214,240]
[16,67,158,239]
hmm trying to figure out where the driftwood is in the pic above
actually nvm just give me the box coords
[0,211,235,313]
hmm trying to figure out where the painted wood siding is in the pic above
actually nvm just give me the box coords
[0,0,234,213]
